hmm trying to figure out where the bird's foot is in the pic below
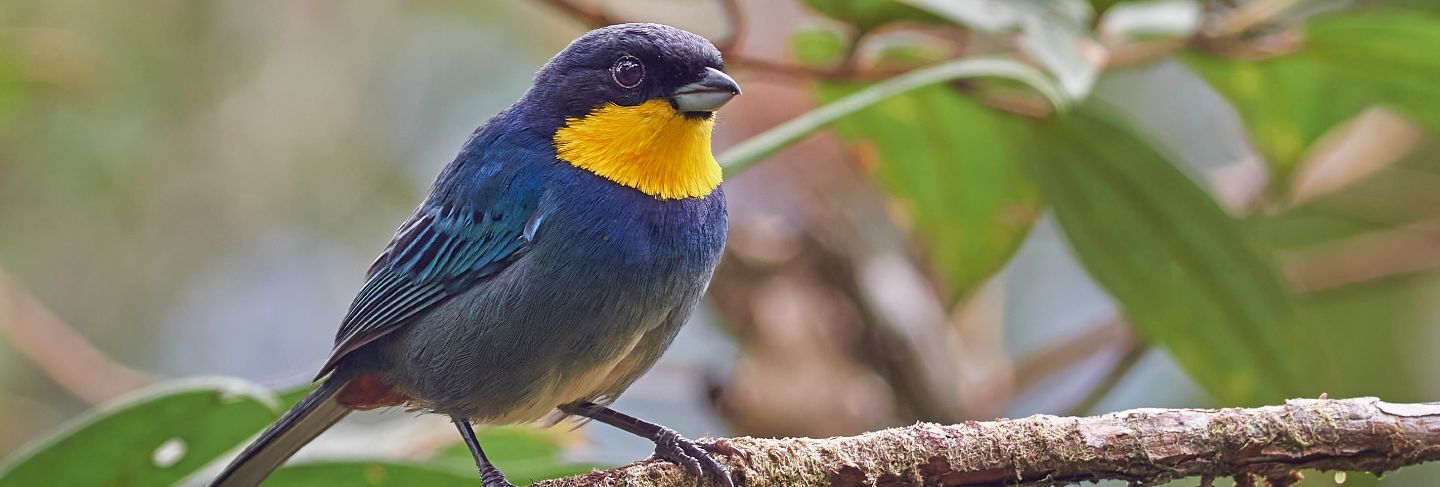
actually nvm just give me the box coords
[480,468,516,487]
[651,427,734,487]
[452,416,515,487]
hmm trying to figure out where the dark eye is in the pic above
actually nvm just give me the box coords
[611,55,644,89]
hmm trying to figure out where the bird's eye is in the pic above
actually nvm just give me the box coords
[611,55,644,89]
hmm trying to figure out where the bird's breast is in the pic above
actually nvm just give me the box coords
[476,181,726,418]
[540,174,728,296]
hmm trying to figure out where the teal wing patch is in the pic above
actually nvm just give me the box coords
[318,183,542,378]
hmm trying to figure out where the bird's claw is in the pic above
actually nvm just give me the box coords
[652,428,734,487]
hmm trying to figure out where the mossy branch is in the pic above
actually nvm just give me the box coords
[536,397,1440,486]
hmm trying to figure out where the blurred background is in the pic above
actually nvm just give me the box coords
[2,0,1439,485]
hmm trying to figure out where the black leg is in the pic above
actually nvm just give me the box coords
[560,402,733,487]
[452,417,516,487]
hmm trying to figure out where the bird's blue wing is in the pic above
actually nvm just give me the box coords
[317,167,543,378]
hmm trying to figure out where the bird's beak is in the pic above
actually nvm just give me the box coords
[671,67,741,113]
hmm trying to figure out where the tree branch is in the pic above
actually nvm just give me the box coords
[537,397,1440,486]
[0,265,153,404]
[537,0,616,28]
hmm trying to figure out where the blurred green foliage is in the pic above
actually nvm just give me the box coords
[433,427,604,484]
[788,26,850,69]
[0,380,283,487]
[3,0,1440,485]
[803,0,944,30]
[0,381,594,486]
[1031,106,1306,405]
[1188,11,1440,175]
[264,462,477,486]
[797,1,1440,411]
[819,83,1040,301]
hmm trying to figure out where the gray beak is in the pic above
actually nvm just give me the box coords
[671,67,741,113]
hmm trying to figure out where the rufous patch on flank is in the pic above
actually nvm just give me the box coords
[337,373,410,410]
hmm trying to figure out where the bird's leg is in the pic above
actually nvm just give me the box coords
[452,417,515,487]
[560,402,733,487]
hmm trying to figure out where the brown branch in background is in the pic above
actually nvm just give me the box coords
[1012,318,1132,392]
[809,236,957,423]
[727,58,839,81]
[1064,336,1146,417]
[539,0,1316,86]
[714,0,744,53]
[538,397,1440,486]
[537,0,616,27]
[1283,217,1440,293]
[1103,38,1191,69]
[0,265,153,404]
[538,0,743,51]
[537,0,900,82]
[1010,318,1148,418]
[1205,0,1304,37]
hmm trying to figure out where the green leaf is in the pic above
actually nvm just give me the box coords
[900,0,1086,32]
[1088,0,1127,14]
[267,462,479,486]
[720,57,1067,176]
[718,58,1065,298]
[277,383,317,407]
[1303,10,1440,131]
[1029,105,1310,405]
[1185,54,1371,175]
[818,83,1041,300]
[1295,272,1440,403]
[1250,144,1440,251]
[0,378,286,487]
[1381,0,1440,13]
[433,426,602,484]
[789,26,850,69]
[802,0,944,30]
[1186,10,1440,175]
[870,35,954,71]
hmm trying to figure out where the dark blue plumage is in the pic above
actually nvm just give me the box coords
[319,126,548,376]
[339,105,727,419]
[212,23,738,487]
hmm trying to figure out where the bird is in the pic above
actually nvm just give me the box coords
[210,23,740,487]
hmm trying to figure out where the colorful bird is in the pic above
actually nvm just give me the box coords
[211,23,739,487]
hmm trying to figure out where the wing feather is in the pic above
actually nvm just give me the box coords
[316,171,543,378]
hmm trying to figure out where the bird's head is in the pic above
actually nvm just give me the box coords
[527,23,741,200]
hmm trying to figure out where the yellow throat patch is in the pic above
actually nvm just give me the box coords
[553,99,722,200]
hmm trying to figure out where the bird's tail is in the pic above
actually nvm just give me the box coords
[210,377,350,487]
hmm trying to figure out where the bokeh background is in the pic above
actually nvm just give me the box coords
[2,0,1439,485]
